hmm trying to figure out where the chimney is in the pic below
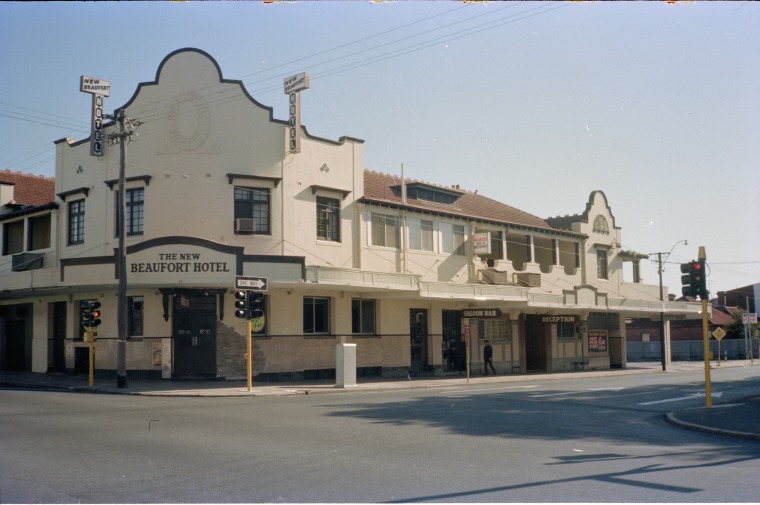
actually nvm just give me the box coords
[0,181,15,207]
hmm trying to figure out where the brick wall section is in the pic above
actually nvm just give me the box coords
[216,320,266,380]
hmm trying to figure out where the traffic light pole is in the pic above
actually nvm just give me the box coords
[246,319,253,392]
[699,246,711,408]
[235,290,254,391]
[86,329,95,387]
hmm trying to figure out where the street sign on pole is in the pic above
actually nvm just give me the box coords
[712,327,726,340]
[235,276,268,291]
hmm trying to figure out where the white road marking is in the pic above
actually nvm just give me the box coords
[638,391,723,406]
[530,387,625,398]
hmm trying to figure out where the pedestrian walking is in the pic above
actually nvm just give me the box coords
[484,339,496,376]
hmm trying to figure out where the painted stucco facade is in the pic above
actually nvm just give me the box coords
[0,48,702,380]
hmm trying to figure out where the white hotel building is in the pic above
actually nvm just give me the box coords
[0,48,701,380]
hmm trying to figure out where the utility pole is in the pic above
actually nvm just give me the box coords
[651,240,688,372]
[657,252,666,372]
[108,108,139,388]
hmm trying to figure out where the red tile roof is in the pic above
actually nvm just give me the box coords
[709,308,735,326]
[362,170,566,233]
[0,170,55,207]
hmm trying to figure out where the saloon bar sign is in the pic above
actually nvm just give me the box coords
[80,75,111,157]
[284,72,309,154]
[463,308,502,319]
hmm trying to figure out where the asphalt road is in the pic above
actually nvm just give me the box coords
[2,366,759,503]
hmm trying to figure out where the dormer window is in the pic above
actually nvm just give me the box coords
[409,186,458,205]
[393,182,464,206]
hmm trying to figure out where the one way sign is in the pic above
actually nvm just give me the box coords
[235,276,268,291]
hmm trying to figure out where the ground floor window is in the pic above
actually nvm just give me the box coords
[128,296,144,337]
[303,297,330,334]
[477,319,511,341]
[557,322,577,339]
[351,299,376,334]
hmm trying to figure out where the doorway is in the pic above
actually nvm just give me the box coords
[2,320,26,371]
[442,310,464,372]
[173,293,217,377]
[525,315,550,372]
[409,309,429,374]
[51,302,67,372]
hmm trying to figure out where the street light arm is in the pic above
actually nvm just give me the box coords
[649,239,688,274]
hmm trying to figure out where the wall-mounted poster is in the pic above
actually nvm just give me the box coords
[588,330,608,353]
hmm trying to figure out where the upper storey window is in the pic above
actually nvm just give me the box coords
[234,187,270,235]
[316,197,340,242]
[68,200,85,245]
[441,222,466,256]
[115,188,144,237]
[370,213,400,248]
[597,248,608,280]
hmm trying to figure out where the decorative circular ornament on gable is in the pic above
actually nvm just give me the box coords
[593,215,609,234]
[167,92,210,151]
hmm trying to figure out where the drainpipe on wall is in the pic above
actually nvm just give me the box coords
[401,163,408,274]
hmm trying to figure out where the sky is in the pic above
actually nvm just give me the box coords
[1,1,758,301]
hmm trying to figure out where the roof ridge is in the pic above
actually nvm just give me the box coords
[0,169,55,181]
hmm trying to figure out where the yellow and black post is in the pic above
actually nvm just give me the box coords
[246,317,252,392]
[699,246,711,408]
[84,327,95,387]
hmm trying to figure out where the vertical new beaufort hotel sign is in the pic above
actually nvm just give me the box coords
[284,72,309,154]
[80,75,111,157]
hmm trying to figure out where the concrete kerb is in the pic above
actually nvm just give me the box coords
[665,411,760,441]
[87,363,669,397]
[1,359,755,399]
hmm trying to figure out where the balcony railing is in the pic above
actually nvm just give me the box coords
[305,266,419,290]
[420,282,528,300]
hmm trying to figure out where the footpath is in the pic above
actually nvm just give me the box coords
[2,360,759,440]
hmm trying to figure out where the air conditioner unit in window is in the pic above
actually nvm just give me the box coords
[235,218,256,234]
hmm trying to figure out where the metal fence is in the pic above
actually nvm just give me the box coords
[627,339,759,362]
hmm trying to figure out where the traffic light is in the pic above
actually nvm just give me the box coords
[249,292,265,320]
[249,293,266,332]
[80,300,102,328]
[81,300,92,326]
[680,260,707,299]
[691,258,707,299]
[234,290,249,319]
[89,301,102,327]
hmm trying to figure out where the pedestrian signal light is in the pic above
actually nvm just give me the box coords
[234,290,249,319]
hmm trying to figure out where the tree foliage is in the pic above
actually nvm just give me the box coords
[724,310,759,341]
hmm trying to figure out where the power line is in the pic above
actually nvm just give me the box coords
[1,2,566,172]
